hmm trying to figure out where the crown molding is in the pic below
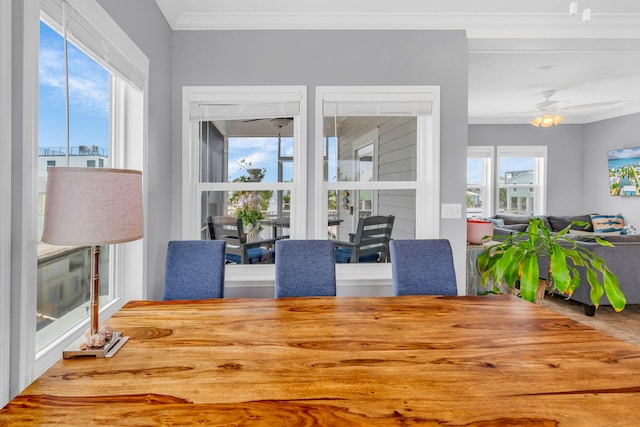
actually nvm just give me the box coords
[163,11,640,40]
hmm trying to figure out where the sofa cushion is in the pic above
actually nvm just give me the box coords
[494,214,530,225]
[481,217,505,227]
[494,214,551,230]
[547,215,594,232]
[503,224,529,232]
[591,214,625,234]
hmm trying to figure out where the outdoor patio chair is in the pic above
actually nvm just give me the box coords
[207,215,276,264]
[389,239,458,296]
[162,240,225,300]
[335,215,395,263]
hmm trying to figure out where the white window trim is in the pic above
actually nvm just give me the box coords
[29,0,148,379]
[315,86,441,281]
[19,0,40,396]
[181,86,307,283]
[467,146,494,217]
[1,0,12,408]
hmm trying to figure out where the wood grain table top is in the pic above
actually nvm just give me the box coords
[2,295,640,426]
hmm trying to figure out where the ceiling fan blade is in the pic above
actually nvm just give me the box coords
[502,116,529,122]
[537,100,570,110]
[499,110,536,116]
[565,100,629,111]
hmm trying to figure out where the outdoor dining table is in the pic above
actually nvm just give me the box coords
[259,217,343,239]
[2,295,639,425]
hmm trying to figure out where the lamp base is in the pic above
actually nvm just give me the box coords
[63,332,129,359]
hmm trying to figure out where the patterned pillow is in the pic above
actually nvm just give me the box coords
[590,214,624,233]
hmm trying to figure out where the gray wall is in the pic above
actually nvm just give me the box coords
[583,113,640,228]
[468,124,586,215]
[97,0,173,300]
[171,29,469,292]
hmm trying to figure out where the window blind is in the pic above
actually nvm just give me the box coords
[189,101,300,122]
[41,0,146,91]
[498,146,547,158]
[467,146,494,158]
[323,100,432,117]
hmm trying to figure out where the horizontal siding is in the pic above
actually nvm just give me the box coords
[333,116,417,240]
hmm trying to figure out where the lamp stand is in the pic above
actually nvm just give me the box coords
[63,245,128,359]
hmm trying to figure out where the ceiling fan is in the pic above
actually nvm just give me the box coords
[241,117,293,127]
[505,90,628,127]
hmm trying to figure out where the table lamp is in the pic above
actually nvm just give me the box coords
[41,167,143,358]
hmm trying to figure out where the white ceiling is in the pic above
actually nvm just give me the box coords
[155,0,640,125]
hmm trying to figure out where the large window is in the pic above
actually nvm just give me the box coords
[316,86,441,250]
[182,86,307,266]
[467,146,546,217]
[182,86,440,282]
[497,146,546,215]
[37,17,113,352]
[35,0,147,373]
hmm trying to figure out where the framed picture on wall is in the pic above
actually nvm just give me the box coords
[608,147,640,196]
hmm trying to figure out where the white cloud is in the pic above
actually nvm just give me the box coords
[228,137,280,180]
[609,147,640,160]
[39,44,110,117]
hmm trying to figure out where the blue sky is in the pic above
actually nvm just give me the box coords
[39,21,110,151]
[227,136,294,183]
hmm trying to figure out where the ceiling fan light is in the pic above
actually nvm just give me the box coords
[540,115,556,127]
[531,114,564,128]
[530,116,544,127]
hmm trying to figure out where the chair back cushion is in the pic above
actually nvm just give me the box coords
[275,240,336,297]
[390,239,457,296]
[163,240,225,300]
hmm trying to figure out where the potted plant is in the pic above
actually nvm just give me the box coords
[477,217,626,311]
[235,204,264,242]
[236,159,266,182]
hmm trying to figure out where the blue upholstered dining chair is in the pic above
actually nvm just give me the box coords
[274,240,337,298]
[162,240,226,300]
[389,239,458,296]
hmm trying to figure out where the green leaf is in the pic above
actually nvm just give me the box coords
[519,255,539,303]
[586,269,604,308]
[603,267,626,312]
[550,246,570,290]
[594,237,615,247]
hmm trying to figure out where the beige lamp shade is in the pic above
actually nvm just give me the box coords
[42,167,143,246]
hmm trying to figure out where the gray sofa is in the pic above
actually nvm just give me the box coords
[488,214,640,316]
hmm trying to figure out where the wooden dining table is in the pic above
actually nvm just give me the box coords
[2,295,640,426]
